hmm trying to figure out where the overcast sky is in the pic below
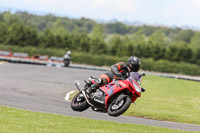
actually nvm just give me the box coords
[1,0,200,27]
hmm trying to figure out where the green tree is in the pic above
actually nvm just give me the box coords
[6,23,38,46]
[109,34,127,56]
[62,33,71,49]
[90,24,105,40]
[147,32,166,60]
[165,42,194,62]
[131,33,146,57]
[194,47,200,65]
[79,33,90,52]
[137,26,156,36]
[41,29,56,47]
[89,24,107,54]
[190,32,200,46]
[173,29,194,43]
[105,22,128,34]
[0,13,4,22]
[90,38,107,54]
[0,22,7,44]
[50,19,68,36]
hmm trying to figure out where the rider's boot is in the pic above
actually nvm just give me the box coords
[86,78,103,97]
[86,83,98,95]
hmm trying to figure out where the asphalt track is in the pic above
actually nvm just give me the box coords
[0,63,200,132]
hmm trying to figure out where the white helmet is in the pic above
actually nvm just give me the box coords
[66,50,71,55]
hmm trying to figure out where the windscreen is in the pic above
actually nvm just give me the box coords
[129,72,142,85]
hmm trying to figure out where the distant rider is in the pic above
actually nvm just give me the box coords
[64,50,71,59]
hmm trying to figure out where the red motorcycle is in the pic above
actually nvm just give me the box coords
[71,72,145,117]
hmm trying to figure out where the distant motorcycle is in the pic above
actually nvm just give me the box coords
[63,54,71,67]
[71,72,146,117]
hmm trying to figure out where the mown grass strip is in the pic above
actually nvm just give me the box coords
[124,75,200,125]
[0,106,195,133]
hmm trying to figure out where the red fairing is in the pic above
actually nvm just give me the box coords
[100,78,141,109]
[127,78,141,97]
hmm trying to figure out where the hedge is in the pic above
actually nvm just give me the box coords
[72,52,200,76]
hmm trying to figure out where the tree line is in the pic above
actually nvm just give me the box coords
[0,11,200,65]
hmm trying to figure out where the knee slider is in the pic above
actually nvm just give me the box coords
[96,78,103,85]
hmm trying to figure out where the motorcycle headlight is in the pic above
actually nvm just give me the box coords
[133,82,141,93]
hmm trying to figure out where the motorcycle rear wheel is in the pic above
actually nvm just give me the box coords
[71,92,90,111]
[108,95,131,117]
[64,59,70,67]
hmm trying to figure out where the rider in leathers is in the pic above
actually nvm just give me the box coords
[87,56,141,94]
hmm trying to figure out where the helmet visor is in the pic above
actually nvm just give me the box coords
[132,65,140,72]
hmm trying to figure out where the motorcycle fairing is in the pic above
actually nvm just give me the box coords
[100,80,134,109]
[90,89,106,109]
[127,77,141,97]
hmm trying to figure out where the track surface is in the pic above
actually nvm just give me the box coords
[0,63,200,132]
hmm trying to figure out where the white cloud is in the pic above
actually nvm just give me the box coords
[85,0,136,16]
[115,0,135,12]
[92,0,107,7]
[190,0,200,8]
[91,0,135,11]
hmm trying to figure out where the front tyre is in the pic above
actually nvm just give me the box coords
[71,92,90,111]
[108,95,131,117]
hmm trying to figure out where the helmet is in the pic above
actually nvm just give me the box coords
[127,56,141,72]
[66,50,71,55]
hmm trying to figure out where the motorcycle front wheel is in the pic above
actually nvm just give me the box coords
[71,92,90,111]
[108,95,131,117]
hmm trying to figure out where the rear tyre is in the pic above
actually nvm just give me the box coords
[71,92,90,111]
[64,59,70,67]
[108,95,131,117]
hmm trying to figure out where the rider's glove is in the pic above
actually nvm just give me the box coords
[116,73,123,79]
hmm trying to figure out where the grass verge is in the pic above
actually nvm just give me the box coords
[125,75,200,125]
[0,106,195,133]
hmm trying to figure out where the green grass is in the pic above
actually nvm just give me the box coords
[124,75,200,125]
[0,106,196,133]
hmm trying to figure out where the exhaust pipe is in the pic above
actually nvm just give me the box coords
[75,80,82,91]
[75,80,94,107]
